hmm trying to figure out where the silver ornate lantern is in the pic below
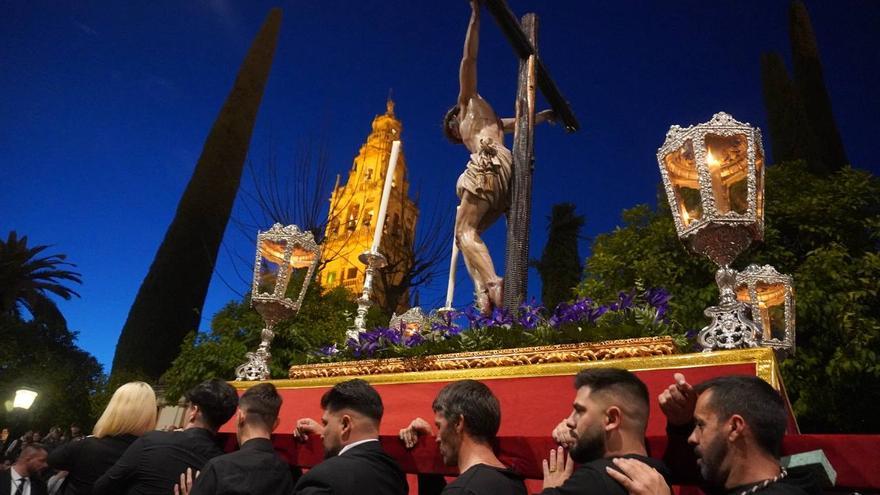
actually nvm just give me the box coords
[389,307,428,336]
[236,223,321,381]
[657,112,766,351]
[735,264,796,357]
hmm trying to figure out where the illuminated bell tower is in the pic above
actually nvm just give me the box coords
[320,98,419,312]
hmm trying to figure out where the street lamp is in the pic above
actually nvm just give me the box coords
[735,264,796,357]
[235,223,321,381]
[657,112,766,351]
[12,389,38,410]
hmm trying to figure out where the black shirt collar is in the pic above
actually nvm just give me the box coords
[239,437,274,452]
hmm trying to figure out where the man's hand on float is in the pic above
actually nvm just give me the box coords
[542,446,574,489]
[551,419,576,449]
[399,417,432,449]
[658,373,697,426]
[293,417,323,442]
[173,467,199,495]
[606,458,671,495]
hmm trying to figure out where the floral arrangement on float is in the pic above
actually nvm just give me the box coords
[331,287,685,359]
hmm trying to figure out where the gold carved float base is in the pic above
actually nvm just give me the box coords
[288,336,675,380]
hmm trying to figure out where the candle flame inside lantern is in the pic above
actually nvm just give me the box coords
[706,148,721,169]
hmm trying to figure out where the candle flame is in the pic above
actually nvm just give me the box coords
[706,148,721,169]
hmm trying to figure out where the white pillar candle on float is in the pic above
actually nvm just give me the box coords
[370,140,401,253]
[445,236,459,308]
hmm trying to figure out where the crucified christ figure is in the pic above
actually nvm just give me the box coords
[444,0,554,315]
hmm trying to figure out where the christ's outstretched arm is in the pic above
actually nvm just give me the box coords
[458,0,480,108]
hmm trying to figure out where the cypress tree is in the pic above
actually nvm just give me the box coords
[532,203,585,312]
[112,9,283,381]
[789,0,848,173]
[760,52,820,168]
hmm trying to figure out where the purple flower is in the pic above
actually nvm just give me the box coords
[644,288,671,322]
[373,327,402,347]
[517,300,544,329]
[550,297,603,327]
[431,310,463,338]
[609,291,636,311]
[346,336,378,358]
[586,304,609,323]
[316,343,339,357]
[349,325,429,354]
[462,305,484,329]
[644,288,671,308]
[403,332,424,348]
[485,306,514,328]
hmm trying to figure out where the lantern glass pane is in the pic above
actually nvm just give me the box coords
[287,265,309,299]
[735,286,750,303]
[768,304,786,341]
[258,239,287,294]
[756,281,786,341]
[704,133,749,214]
[663,139,702,226]
[290,245,317,269]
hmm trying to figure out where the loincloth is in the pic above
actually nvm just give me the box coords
[456,138,513,212]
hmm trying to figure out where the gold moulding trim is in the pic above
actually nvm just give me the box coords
[284,336,675,380]
[235,346,778,391]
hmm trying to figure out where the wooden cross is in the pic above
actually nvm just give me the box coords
[484,0,579,310]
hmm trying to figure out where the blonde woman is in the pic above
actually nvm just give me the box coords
[48,382,157,495]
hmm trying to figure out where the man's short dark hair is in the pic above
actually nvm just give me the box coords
[239,383,282,431]
[443,105,463,144]
[17,443,47,460]
[432,380,500,443]
[574,368,650,430]
[185,378,239,431]
[694,375,787,456]
[320,379,383,423]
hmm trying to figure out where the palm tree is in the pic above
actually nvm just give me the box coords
[0,231,81,326]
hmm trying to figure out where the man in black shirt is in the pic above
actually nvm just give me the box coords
[292,379,407,495]
[659,374,821,495]
[542,368,671,495]
[399,380,527,495]
[93,379,238,495]
[176,383,292,495]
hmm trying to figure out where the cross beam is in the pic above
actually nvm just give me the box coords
[484,0,579,132]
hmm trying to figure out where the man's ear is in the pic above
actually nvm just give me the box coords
[188,404,201,424]
[236,407,246,425]
[340,413,353,439]
[727,414,746,442]
[604,406,622,432]
[454,415,465,434]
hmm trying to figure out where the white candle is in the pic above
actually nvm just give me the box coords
[445,236,459,308]
[371,140,401,253]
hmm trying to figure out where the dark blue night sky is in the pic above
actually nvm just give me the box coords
[2,1,878,371]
